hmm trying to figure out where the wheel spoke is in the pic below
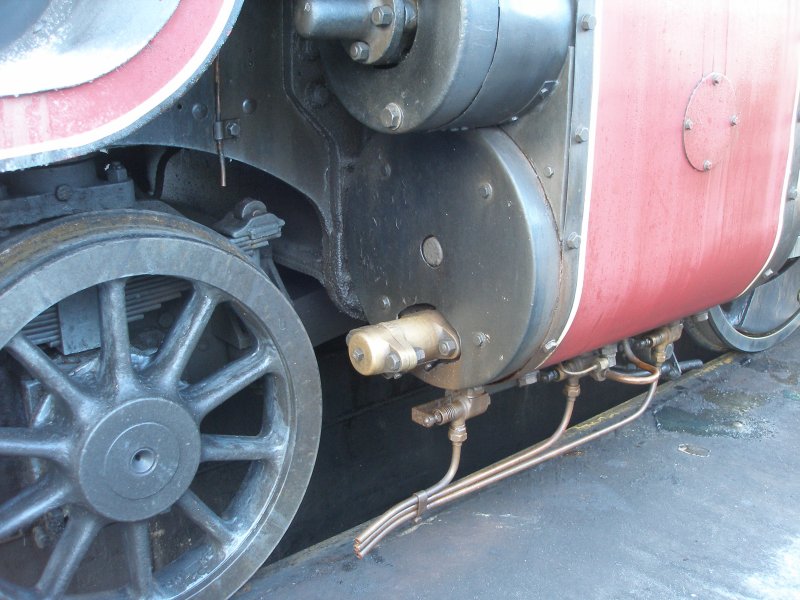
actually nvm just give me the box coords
[5,334,90,417]
[0,428,69,465]
[98,279,133,381]
[146,285,218,387]
[0,476,70,540]
[183,345,278,420]
[176,491,235,546]
[35,510,102,598]
[200,432,284,462]
[124,521,155,596]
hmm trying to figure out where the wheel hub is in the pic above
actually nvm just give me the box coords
[77,398,200,521]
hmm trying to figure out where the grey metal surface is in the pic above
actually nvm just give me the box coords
[240,335,800,599]
[0,0,178,97]
[346,128,560,389]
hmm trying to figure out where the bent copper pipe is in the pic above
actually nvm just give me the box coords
[355,437,463,557]
[355,353,661,558]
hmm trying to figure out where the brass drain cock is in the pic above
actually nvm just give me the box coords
[346,310,460,377]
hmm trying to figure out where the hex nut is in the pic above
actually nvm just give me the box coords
[438,340,458,357]
[580,14,597,31]
[371,5,394,26]
[381,103,404,130]
[385,352,402,372]
[349,41,370,63]
[225,121,241,137]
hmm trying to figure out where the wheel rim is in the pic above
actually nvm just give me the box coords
[0,211,321,599]
[702,259,800,352]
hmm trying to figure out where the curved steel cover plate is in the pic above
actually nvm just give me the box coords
[0,0,179,97]
[683,72,738,171]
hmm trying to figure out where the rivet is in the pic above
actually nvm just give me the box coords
[566,232,582,250]
[574,127,590,144]
[421,236,444,268]
[479,183,493,199]
[54,184,72,202]
[191,103,209,120]
[349,41,370,63]
[381,103,404,130]
[580,14,597,31]
[242,98,258,114]
[703,160,713,171]
[683,118,693,131]
[543,339,558,353]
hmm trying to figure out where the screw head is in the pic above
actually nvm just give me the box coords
[566,232,582,250]
[472,332,488,347]
[684,118,694,131]
[54,184,72,201]
[349,41,370,63]
[371,5,394,26]
[580,14,597,31]
[479,183,493,199]
[575,127,590,143]
[385,352,402,372]
[379,296,391,311]
[703,160,713,171]
[438,340,458,357]
[380,103,404,130]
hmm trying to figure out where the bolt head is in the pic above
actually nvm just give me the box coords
[788,187,798,201]
[351,348,365,363]
[575,127,590,143]
[703,160,713,171]
[371,5,394,26]
[580,14,597,31]
[683,118,694,131]
[349,41,370,63]
[479,183,493,199]
[544,166,555,178]
[566,232,582,250]
[385,353,402,372]
[730,114,739,126]
[380,103,404,130]
[543,339,558,353]
[225,121,241,137]
[105,162,128,183]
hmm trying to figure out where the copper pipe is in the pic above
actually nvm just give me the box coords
[605,368,659,385]
[354,352,662,557]
[354,434,463,557]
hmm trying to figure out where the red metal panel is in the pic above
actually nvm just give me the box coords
[550,0,800,364]
[0,0,229,165]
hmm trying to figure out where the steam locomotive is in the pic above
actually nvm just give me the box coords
[0,0,797,597]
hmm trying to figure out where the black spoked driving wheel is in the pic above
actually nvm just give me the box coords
[0,211,321,599]
[686,259,800,352]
